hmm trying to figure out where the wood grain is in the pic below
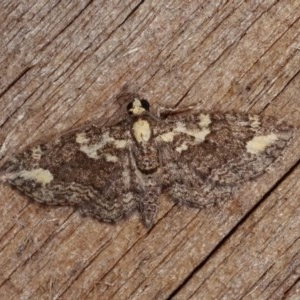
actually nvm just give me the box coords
[0,1,299,299]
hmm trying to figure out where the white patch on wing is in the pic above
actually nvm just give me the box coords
[198,114,211,128]
[246,133,278,155]
[175,121,186,131]
[105,154,118,162]
[78,132,126,159]
[159,131,175,142]
[97,132,114,148]
[157,120,210,144]
[14,168,53,186]
[80,144,102,159]
[76,132,90,144]
[114,140,127,149]
[192,128,210,143]
[174,125,210,143]
[176,142,188,153]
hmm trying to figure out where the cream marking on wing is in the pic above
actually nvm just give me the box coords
[114,140,127,149]
[175,121,186,131]
[246,133,278,155]
[132,119,151,143]
[14,168,54,186]
[78,132,126,159]
[159,131,175,142]
[174,124,210,143]
[80,144,103,159]
[76,132,90,144]
[157,120,210,144]
[176,142,188,153]
[105,154,119,162]
[198,114,211,128]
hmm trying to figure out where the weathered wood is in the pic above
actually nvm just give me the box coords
[0,1,299,299]
[173,162,300,300]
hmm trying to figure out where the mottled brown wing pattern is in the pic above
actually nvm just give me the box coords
[155,112,293,208]
[0,97,294,228]
[0,121,142,224]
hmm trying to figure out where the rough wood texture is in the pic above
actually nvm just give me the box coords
[0,1,299,299]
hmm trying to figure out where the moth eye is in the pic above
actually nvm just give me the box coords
[126,102,133,114]
[141,99,150,111]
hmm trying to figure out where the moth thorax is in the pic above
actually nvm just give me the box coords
[132,118,152,143]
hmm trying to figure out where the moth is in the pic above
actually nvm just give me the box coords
[0,97,294,228]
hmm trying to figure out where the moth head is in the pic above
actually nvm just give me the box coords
[127,98,150,116]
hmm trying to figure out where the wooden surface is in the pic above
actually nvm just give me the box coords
[0,1,299,299]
